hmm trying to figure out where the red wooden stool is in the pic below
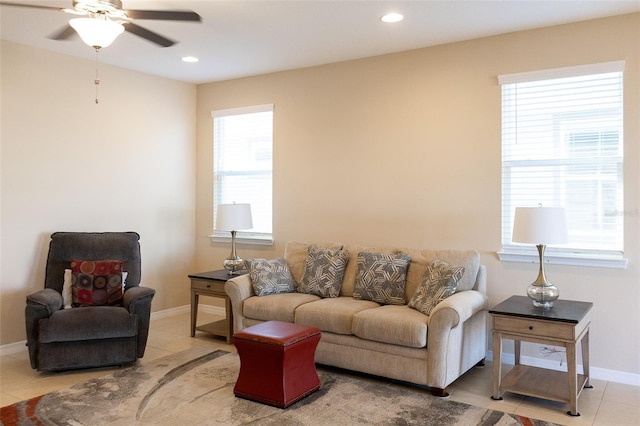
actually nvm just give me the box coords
[233,320,321,408]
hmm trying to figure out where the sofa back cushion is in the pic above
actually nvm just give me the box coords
[419,249,480,292]
[284,242,480,299]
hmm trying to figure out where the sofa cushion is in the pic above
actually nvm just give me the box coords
[284,242,482,298]
[298,245,350,298]
[352,305,429,348]
[70,259,124,307]
[246,258,296,296]
[243,293,320,323]
[295,297,380,335]
[353,252,410,305]
[420,250,479,292]
[409,260,465,315]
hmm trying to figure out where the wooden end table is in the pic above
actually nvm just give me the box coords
[188,269,247,344]
[490,295,593,417]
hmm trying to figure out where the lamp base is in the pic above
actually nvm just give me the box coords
[223,230,245,275]
[526,244,560,308]
[527,283,559,309]
[223,257,245,275]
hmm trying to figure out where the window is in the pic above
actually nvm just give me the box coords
[211,104,273,244]
[498,61,626,268]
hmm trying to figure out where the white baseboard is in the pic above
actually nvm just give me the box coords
[150,304,225,319]
[150,304,190,319]
[486,350,640,387]
[0,340,27,357]
[2,311,638,387]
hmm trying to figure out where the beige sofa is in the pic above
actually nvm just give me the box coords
[225,241,489,396]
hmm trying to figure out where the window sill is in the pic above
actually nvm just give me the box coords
[209,233,273,246]
[497,251,628,269]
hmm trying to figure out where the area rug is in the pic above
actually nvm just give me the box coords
[1,347,561,426]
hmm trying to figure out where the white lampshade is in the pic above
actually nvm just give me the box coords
[512,206,568,245]
[216,203,253,231]
[70,18,125,49]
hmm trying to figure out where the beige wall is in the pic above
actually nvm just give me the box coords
[1,12,638,381]
[196,14,640,379]
[0,41,197,344]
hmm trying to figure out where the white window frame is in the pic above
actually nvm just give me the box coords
[497,61,627,269]
[210,104,274,246]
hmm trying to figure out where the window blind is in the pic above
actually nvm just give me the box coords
[212,104,273,243]
[499,62,625,264]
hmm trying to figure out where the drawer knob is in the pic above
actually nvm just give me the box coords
[206,284,211,288]
[529,326,533,330]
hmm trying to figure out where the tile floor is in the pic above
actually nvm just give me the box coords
[1,311,638,425]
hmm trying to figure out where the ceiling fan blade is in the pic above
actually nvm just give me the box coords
[124,22,175,47]
[0,2,64,12]
[49,24,76,41]
[124,9,201,22]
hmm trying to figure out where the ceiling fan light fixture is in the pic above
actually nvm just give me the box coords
[381,12,404,23]
[69,17,124,49]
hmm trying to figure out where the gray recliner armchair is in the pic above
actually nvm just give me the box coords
[25,232,155,371]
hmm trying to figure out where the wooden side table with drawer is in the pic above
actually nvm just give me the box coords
[490,295,593,417]
[188,269,247,344]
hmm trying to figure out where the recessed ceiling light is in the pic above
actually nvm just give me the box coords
[381,12,403,23]
[182,56,199,63]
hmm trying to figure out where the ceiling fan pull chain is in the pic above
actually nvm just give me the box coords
[94,47,100,104]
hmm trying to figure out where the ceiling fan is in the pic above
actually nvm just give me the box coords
[0,0,201,48]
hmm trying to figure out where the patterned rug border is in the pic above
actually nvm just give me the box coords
[1,347,562,426]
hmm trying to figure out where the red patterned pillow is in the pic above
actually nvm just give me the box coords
[70,259,124,307]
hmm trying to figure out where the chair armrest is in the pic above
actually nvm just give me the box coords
[26,288,62,315]
[123,286,155,311]
[123,286,155,358]
[225,274,254,333]
[25,289,62,368]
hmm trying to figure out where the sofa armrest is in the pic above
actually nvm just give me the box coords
[225,274,254,333]
[426,290,489,388]
[429,290,488,328]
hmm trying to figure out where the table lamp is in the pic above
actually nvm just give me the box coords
[512,206,568,308]
[216,203,253,274]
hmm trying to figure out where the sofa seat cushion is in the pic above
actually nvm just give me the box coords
[39,306,137,343]
[295,297,379,335]
[243,293,320,323]
[352,305,429,348]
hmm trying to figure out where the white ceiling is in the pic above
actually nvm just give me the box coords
[1,0,639,84]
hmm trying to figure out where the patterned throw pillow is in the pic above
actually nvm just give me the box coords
[353,252,411,305]
[299,245,350,298]
[246,257,296,296]
[70,259,124,307]
[63,269,128,309]
[409,260,465,315]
